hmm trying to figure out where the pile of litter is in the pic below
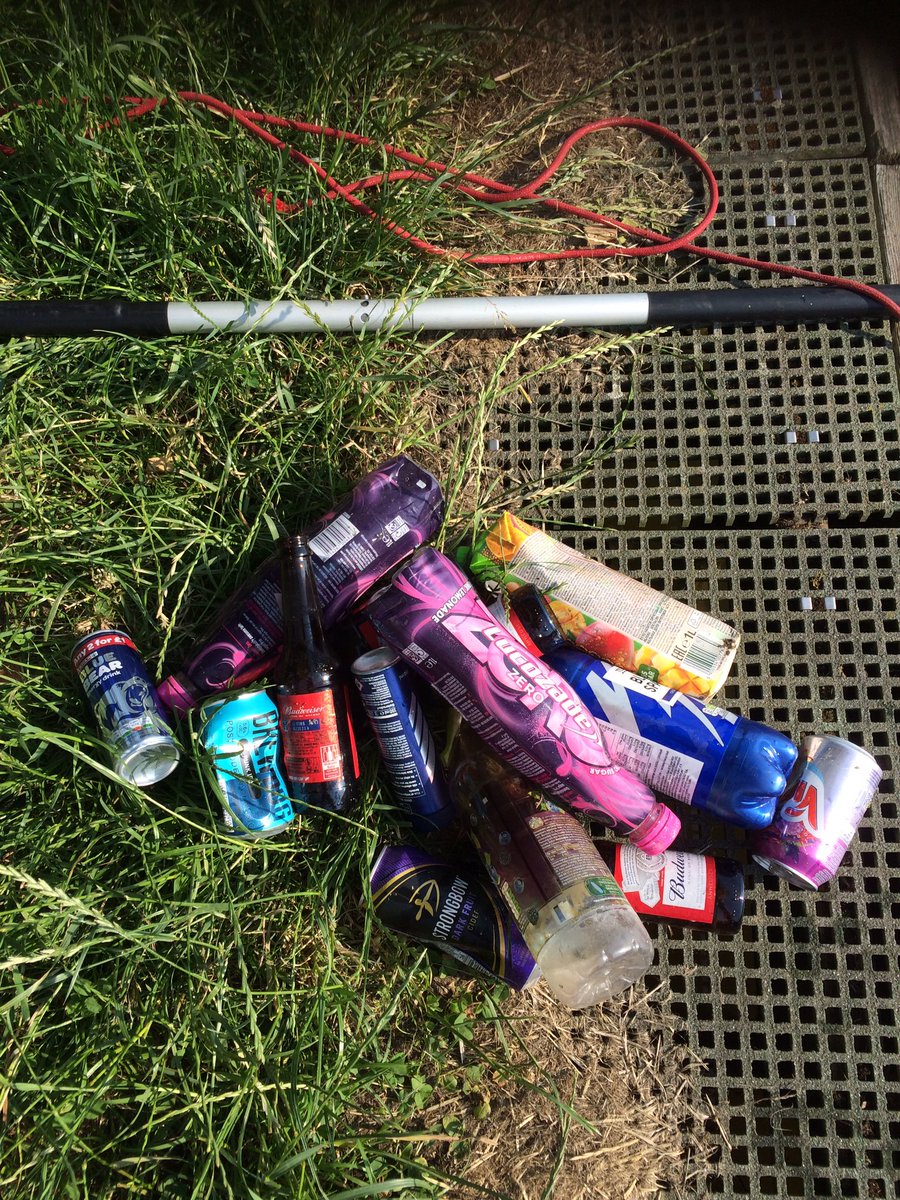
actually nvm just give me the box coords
[70,455,882,1196]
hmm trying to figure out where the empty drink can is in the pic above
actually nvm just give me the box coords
[198,689,294,839]
[752,735,882,889]
[72,629,180,786]
[352,647,455,833]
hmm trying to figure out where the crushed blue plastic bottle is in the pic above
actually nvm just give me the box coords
[509,586,798,830]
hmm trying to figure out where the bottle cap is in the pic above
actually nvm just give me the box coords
[629,802,681,854]
[507,584,567,655]
[156,674,193,717]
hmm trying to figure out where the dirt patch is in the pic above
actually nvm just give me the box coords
[419,0,697,293]
[456,983,710,1200]
[401,2,701,532]
[395,977,713,1200]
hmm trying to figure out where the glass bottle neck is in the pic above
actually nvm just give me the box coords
[279,535,333,683]
[508,584,568,654]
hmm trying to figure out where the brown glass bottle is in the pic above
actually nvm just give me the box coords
[276,535,360,813]
[593,840,745,934]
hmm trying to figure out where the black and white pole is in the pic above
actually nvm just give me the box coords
[0,286,898,338]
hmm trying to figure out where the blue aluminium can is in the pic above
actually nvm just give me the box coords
[352,647,455,833]
[199,689,294,839]
[72,629,180,787]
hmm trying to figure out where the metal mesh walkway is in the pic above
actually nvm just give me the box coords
[489,2,899,1195]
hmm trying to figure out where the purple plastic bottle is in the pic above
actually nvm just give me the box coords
[156,457,444,714]
[365,548,680,852]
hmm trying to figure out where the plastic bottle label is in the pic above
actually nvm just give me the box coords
[591,719,704,804]
[614,844,716,923]
[280,690,343,782]
[458,764,626,933]
[477,514,738,696]
[578,662,739,807]
[366,549,658,832]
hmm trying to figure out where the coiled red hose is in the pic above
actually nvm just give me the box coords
[3,92,898,318]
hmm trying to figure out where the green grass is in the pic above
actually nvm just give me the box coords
[0,5,668,1197]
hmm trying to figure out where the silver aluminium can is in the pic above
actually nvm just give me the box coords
[751,734,882,889]
[72,629,180,787]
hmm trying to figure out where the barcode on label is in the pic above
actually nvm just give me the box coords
[678,630,723,676]
[308,513,359,560]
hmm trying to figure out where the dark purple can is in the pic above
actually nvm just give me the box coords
[156,456,444,714]
[370,845,539,989]
[352,648,455,832]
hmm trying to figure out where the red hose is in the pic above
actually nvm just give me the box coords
[3,92,898,319]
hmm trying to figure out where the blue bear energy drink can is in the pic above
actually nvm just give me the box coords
[72,629,180,787]
[370,845,539,989]
[199,689,294,839]
[352,648,455,833]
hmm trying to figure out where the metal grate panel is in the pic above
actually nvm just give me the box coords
[650,159,886,288]
[553,525,900,1199]
[491,319,899,529]
[603,0,867,160]
[489,154,898,530]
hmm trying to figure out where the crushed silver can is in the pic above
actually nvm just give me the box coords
[752,735,882,889]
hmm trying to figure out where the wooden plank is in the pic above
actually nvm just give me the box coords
[857,36,900,163]
[875,165,900,282]
[872,165,900,362]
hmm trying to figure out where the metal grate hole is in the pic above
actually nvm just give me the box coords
[604,0,866,160]
[557,526,899,1200]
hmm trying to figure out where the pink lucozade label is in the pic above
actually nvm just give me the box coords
[366,548,664,836]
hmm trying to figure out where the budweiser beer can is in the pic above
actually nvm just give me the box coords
[752,735,882,889]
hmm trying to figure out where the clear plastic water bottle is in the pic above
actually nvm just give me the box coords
[448,730,654,1011]
[509,585,798,831]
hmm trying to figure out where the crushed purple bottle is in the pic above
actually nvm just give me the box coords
[156,456,444,714]
[365,547,680,851]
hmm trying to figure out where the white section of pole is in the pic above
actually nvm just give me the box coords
[164,293,651,334]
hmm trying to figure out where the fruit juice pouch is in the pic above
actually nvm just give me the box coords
[465,513,739,700]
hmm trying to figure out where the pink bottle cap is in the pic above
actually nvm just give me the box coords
[629,803,681,854]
